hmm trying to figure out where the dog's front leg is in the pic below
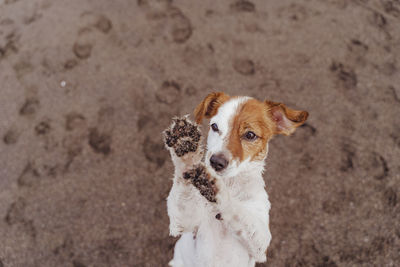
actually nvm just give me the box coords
[215,182,271,263]
[163,116,205,236]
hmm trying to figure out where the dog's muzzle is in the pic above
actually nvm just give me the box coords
[210,154,228,172]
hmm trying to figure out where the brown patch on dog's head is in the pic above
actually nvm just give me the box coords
[227,98,309,162]
[227,99,275,161]
[194,92,230,124]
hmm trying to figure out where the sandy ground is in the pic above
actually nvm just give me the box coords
[0,0,399,266]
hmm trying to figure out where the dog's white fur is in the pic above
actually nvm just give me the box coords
[166,97,271,267]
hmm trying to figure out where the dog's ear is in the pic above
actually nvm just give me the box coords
[194,92,230,124]
[265,100,309,136]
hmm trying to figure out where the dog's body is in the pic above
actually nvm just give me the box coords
[164,93,308,267]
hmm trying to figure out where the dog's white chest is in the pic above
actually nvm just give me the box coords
[174,217,255,267]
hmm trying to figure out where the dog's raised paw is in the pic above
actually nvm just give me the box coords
[163,116,201,157]
[183,164,217,202]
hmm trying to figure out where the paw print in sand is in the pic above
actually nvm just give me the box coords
[163,117,201,157]
[183,164,217,203]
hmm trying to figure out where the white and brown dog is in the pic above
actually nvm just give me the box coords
[163,92,308,267]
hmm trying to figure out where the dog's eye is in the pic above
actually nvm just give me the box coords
[211,123,219,132]
[244,131,257,141]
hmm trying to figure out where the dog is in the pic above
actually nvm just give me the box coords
[163,92,308,267]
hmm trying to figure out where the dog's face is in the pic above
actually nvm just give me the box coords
[194,92,308,178]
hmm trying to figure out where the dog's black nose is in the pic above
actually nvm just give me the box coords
[210,154,228,171]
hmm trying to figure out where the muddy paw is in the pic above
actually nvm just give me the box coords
[163,116,201,157]
[183,164,217,202]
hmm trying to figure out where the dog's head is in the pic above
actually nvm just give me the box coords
[194,92,308,178]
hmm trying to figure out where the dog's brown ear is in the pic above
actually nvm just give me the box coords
[194,92,230,124]
[265,100,309,136]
